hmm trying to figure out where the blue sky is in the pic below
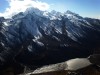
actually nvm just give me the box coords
[0,0,100,18]
[41,0,100,18]
[0,0,9,12]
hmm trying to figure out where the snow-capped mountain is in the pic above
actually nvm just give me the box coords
[0,7,100,71]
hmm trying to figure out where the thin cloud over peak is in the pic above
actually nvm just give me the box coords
[0,0,50,18]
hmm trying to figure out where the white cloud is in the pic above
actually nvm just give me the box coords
[0,0,50,18]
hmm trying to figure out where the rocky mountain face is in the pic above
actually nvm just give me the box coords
[0,7,100,74]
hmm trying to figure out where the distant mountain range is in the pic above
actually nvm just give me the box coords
[0,7,100,70]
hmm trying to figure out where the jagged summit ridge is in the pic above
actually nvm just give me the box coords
[11,7,82,20]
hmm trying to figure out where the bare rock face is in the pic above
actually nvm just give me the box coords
[0,17,5,23]
[88,54,100,66]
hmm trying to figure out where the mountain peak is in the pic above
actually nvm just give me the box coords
[65,10,79,16]
[24,7,44,16]
[64,10,83,20]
